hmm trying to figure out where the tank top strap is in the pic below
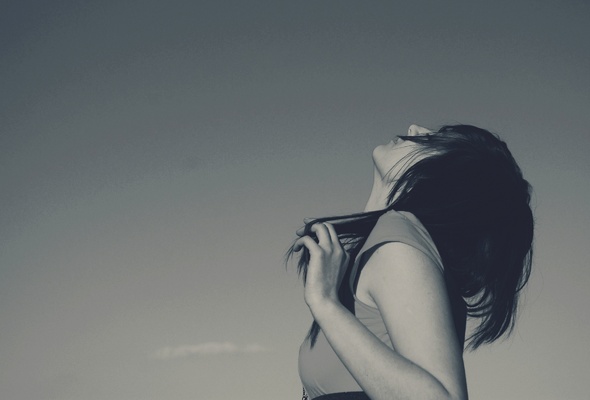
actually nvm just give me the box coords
[348,210,444,294]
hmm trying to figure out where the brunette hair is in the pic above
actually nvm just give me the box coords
[287,124,534,349]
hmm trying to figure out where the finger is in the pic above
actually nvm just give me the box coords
[310,223,332,246]
[297,218,318,237]
[323,222,340,246]
[293,236,321,253]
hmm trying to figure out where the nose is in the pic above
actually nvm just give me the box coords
[408,124,432,136]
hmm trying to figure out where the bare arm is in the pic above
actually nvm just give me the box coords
[295,223,467,400]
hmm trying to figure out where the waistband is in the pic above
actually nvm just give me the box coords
[313,392,370,400]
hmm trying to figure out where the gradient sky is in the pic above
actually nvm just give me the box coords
[1,1,589,399]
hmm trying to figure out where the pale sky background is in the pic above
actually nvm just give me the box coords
[1,1,589,399]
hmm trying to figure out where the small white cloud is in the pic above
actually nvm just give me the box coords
[242,343,268,353]
[152,342,270,360]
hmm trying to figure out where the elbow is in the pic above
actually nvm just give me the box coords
[432,380,467,400]
[449,394,467,400]
[446,386,468,400]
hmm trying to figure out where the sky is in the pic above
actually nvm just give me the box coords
[1,1,589,399]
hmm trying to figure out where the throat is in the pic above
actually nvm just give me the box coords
[364,170,392,212]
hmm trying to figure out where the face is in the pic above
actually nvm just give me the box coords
[372,124,432,181]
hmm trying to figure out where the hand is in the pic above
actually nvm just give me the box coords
[293,222,350,310]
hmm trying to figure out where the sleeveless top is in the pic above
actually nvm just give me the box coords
[298,210,466,399]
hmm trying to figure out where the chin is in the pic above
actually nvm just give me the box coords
[372,143,387,163]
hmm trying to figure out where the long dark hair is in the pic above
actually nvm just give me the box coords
[287,124,534,350]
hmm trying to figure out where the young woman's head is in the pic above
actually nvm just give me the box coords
[382,124,534,348]
[289,124,534,349]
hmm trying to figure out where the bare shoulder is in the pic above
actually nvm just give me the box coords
[355,241,444,308]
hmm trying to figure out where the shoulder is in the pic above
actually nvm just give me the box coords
[351,210,444,306]
[364,241,445,302]
[354,239,444,309]
[362,241,462,351]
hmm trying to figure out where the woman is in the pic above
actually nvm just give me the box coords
[288,124,534,400]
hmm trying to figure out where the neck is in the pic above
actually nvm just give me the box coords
[364,169,392,212]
